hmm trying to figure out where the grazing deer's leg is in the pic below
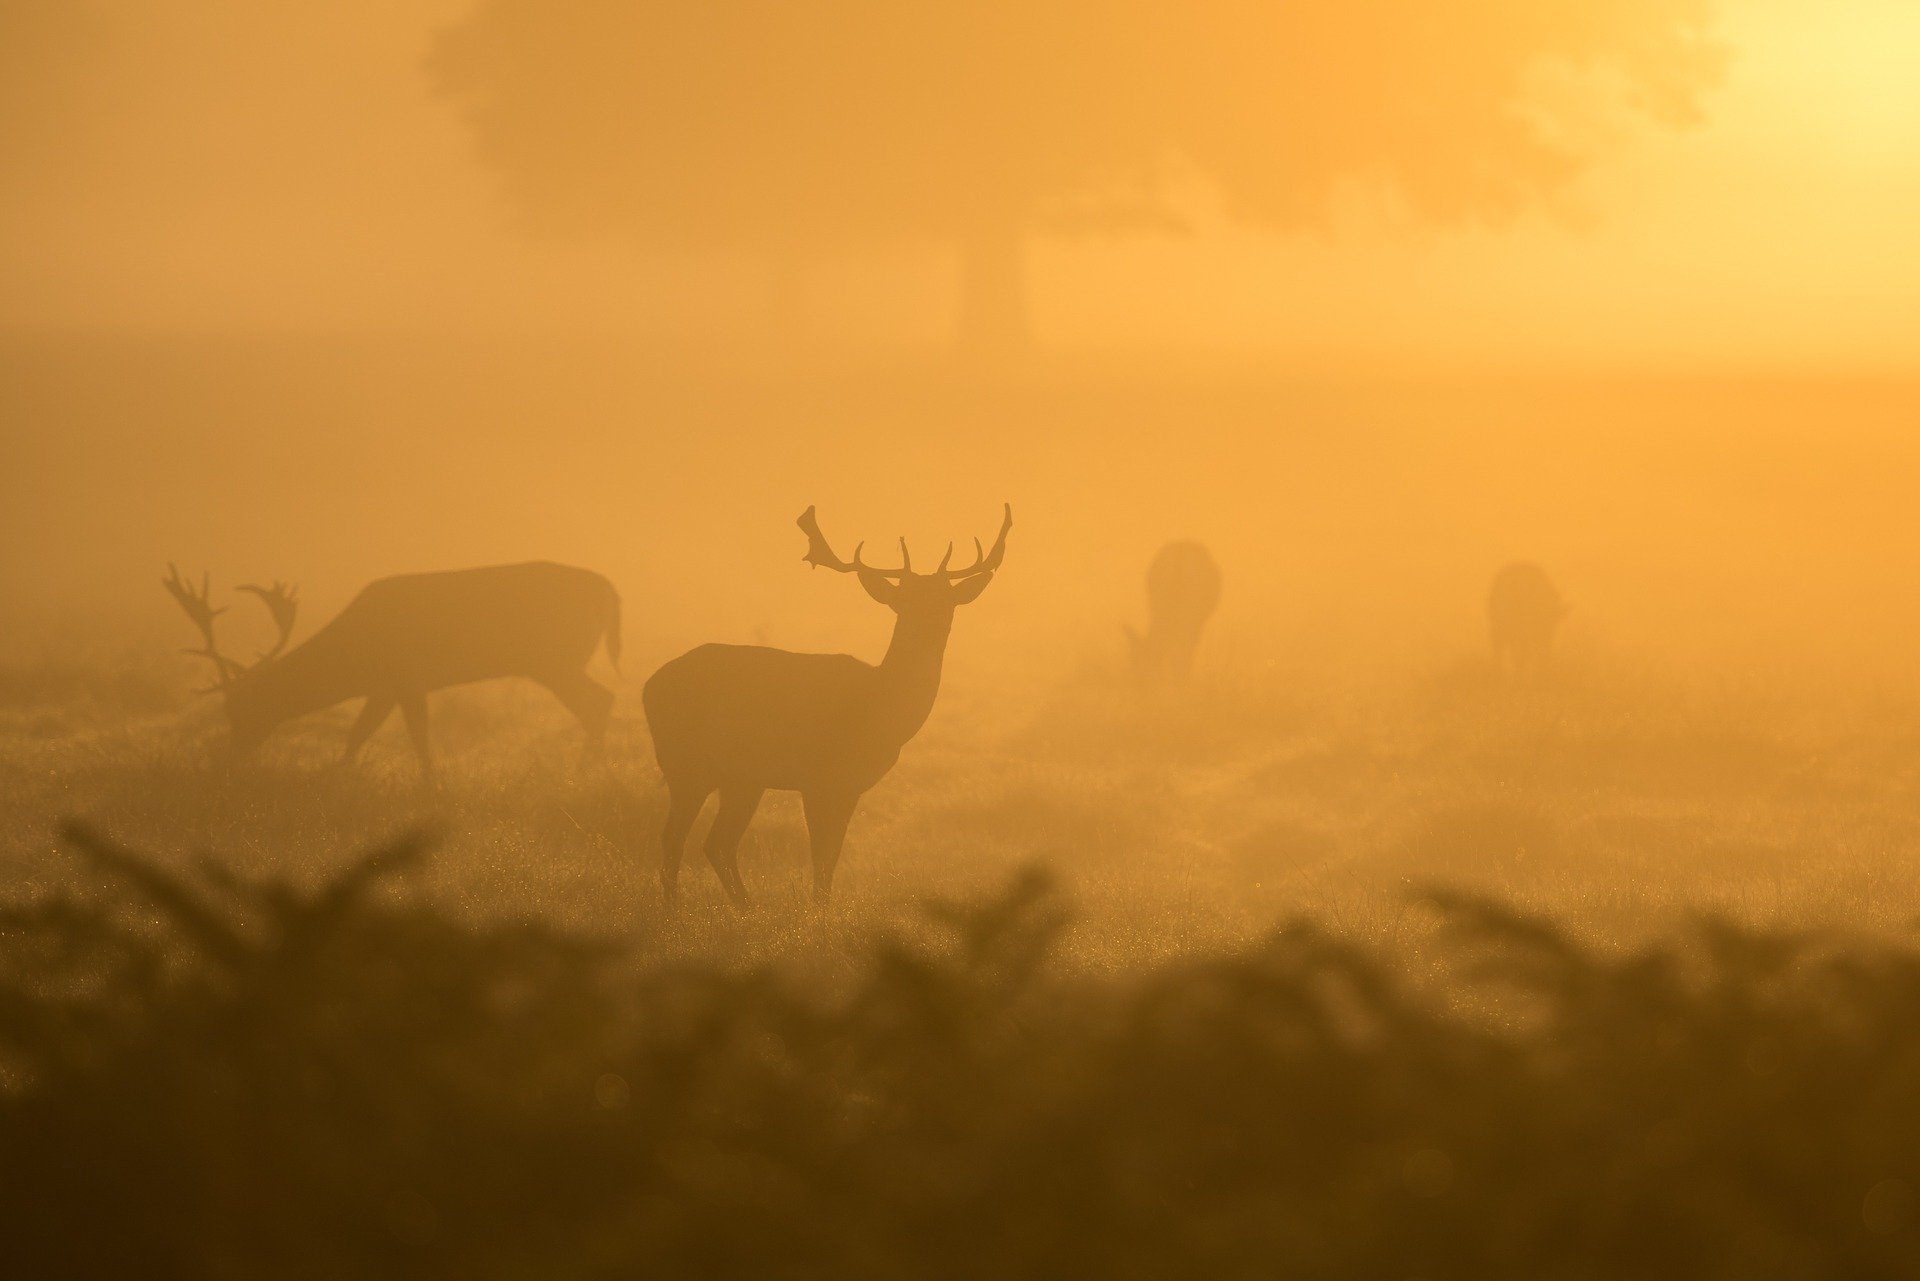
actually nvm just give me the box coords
[659,781,709,904]
[399,693,434,785]
[539,671,614,757]
[801,790,858,904]
[342,696,395,765]
[704,787,764,909]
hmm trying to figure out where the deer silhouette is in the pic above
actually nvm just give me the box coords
[1126,540,1222,685]
[643,504,1012,907]
[164,562,621,781]
[1487,562,1565,677]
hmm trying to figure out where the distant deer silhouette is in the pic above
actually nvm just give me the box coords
[164,562,621,781]
[643,504,1012,907]
[1126,541,1221,685]
[1487,562,1565,676]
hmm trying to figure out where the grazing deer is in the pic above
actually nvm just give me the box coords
[1127,540,1222,685]
[643,504,1012,907]
[164,562,621,780]
[1488,562,1565,676]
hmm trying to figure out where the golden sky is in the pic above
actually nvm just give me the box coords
[4,0,1918,370]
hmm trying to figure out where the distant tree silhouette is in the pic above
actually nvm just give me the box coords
[429,1,1723,353]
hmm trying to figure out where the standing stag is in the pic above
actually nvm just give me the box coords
[1487,561,1565,676]
[643,504,1012,907]
[1127,540,1222,685]
[164,562,621,780]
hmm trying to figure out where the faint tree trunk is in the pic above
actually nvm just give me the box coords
[956,214,1030,359]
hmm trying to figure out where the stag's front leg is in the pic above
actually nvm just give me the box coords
[802,790,858,905]
[399,693,435,786]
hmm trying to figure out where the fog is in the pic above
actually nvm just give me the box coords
[9,345,1920,699]
[6,2,1919,357]
[2,1,1917,693]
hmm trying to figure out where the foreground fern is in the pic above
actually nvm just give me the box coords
[2,825,1918,1279]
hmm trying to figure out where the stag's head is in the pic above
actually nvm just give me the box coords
[162,565,299,751]
[796,504,1012,625]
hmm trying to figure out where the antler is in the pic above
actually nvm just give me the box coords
[163,564,243,689]
[797,506,912,579]
[935,503,1014,579]
[236,581,298,663]
[796,505,1012,580]
[163,566,299,690]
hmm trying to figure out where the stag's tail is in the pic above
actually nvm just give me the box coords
[602,579,623,676]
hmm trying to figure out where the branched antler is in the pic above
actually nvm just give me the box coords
[796,505,1012,581]
[938,503,1013,580]
[162,564,243,690]
[797,506,867,574]
[163,566,299,688]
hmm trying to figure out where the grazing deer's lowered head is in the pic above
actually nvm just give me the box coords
[162,564,300,754]
[643,503,1012,907]
[1127,540,1221,686]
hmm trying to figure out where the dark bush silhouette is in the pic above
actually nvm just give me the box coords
[5,824,1920,1278]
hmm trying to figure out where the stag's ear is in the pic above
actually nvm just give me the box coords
[857,569,902,610]
[947,572,995,606]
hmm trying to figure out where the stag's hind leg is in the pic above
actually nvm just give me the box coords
[342,696,395,765]
[659,780,711,905]
[705,786,764,910]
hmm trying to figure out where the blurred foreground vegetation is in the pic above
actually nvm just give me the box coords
[5,822,1920,1279]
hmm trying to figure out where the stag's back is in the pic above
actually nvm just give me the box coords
[310,562,619,684]
[644,644,890,790]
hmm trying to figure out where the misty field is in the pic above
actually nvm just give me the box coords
[9,647,1920,967]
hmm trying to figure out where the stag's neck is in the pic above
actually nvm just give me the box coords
[871,613,952,743]
[232,637,356,724]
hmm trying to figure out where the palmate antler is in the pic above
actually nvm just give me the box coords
[797,504,1013,580]
[163,565,299,690]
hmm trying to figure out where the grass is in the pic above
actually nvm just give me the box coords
[7,645,1920,971]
